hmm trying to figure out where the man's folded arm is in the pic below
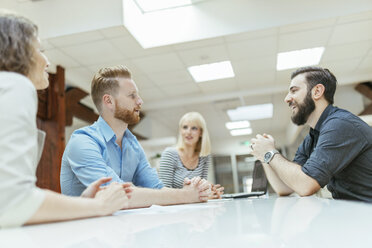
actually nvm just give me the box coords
[270,154,320,196]
[65,135,124,186]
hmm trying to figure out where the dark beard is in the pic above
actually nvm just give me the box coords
[114,101,140,125]
[291,91,315,126]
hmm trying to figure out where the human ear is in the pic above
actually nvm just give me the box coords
[102,94,114,109]
[312,84,325,100]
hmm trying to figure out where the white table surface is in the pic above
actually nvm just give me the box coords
[1,196,372,248]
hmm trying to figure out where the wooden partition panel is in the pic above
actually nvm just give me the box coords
[36,66,66,192]
[355,82,372,115]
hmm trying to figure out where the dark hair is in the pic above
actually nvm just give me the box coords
[0,10,38,76]
[291,66,337,104]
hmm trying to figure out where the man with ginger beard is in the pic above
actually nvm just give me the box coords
[250,66,372,202]
[61,65,210,208]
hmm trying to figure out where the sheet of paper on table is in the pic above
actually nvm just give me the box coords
[114,202,223,216]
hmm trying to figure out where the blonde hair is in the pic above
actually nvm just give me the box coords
[0,10,38,76]
[176,112,211,156]
[91,65,131,113]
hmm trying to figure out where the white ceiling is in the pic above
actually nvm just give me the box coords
[3,0,372,151]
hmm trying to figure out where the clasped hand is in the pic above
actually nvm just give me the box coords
[250,133,276,161]
[183,177,212,202]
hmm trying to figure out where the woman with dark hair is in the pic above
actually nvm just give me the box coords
[0,10,131,228]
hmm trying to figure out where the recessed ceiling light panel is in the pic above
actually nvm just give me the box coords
[134,0,192,12]
[225,121,251,130]
[188,61,235,83]
[227,103,273,121]
[276,47,325,71]
[230,128,253,136]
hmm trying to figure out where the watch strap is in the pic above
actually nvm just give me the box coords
[265,150,279,164]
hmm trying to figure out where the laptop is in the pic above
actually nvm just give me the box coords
[221,160,268,199]
[221,191,266,199]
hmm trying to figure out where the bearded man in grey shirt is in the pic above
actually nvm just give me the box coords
[250,66,372,202]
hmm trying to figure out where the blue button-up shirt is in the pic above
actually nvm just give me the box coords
[60,116,163,196]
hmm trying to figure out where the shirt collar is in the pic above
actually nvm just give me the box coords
[97,116,116,142]
[97,116,135,143]
[313,104,334,132]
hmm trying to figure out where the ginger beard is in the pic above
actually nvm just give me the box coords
[114,99,140,125]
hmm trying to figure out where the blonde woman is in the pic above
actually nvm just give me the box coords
[159,112,224,198]
[0,10,131,228]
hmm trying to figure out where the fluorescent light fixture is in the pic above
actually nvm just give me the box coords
[188,61,235,83]
[227,103,273,121]
[134,0,192,13]
[276,47,325,71]
[225,121,251,130]
[230,128,253,136]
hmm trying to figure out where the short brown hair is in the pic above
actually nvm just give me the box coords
[291,66,337,104]
[0,10,38,76]
[91,65,132,113]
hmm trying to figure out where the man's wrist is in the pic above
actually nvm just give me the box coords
[264,150,279,164]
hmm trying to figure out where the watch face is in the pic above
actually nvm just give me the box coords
[264,152,271,162]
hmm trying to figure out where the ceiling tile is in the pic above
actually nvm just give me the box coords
[148,107,189,132]
[320,58,361,76]
[236,71,276,89]
[198,78,238,94]
[160,82,201,97]
[177,45,229,66]
[225,27,278,43]
[278,27,332,52]
[355,57,372,74]
[279,18,337,34]
[185,103,217,115]
[334,85,365,114]
[233,57,276,88]
[329,20,372,45]
[337,10,372,24]
[65,67,94,92]
[132,53,184,73]
[110,36,172,58]
[241,94,272,106]
[41,39,54,50]
[60,40,125,66]
[99,25,130,38]
[36,5,372,149]
[47,31,104,48]
[368,48,372,57]
[139,87,166,101]
[87,59,144,76]
[227,36,277,60]
[322,41,372,62]
[132,74,156,90]
[172,37,225,51]
[44,48,81,68]
[213,98,241,112]
[276,70,292,86]
[150,70,194,86]
[232,56,276,74]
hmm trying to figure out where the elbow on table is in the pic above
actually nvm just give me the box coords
[295,174,321,197]
[277,192,291,197]
[296,186,319,197]
[276,189,293,197]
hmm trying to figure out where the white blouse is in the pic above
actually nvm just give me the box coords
[0,72,45,228]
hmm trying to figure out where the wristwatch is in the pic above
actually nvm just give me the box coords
[264,150,279,164]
